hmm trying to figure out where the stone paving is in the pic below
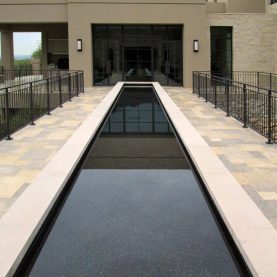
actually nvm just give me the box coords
[165,87,277,230]
[1,85,277,232]
[0,87,110,217]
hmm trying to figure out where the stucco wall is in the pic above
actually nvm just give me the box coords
[67,2,209,87]
[208,14,277,74]
[0,4,67,23]
[227,0,265,13]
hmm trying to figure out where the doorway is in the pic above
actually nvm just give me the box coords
[210,26,233,80]
[93,25,183,86]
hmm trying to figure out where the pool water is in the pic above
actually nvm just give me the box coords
[19,86,247,276]
[84,87,189,170]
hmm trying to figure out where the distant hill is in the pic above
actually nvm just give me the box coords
[15,54,31,60]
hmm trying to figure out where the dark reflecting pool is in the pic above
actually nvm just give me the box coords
[19,86,247,276]
[84,87,189,169]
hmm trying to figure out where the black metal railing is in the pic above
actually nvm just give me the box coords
[0,69,80,89]
[0,70,84,141]
[196,71,277,92]
[193,71,277,144]
[14,64,33,72]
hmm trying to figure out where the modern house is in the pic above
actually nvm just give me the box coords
[0,0,276,87]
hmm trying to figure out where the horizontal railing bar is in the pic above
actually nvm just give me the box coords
[192,71,276,144]
[0,71,83,92]
[195,72,277,94]
[194,70,277,76]
[0,70,84,141]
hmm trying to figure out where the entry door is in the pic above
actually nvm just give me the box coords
[93,26,109,86]
[93,25,183,86]
[152,26,183,86]
[124,47,152,81]
[167,26,183,86]
[123,26,153,82]
[210,27,233,80]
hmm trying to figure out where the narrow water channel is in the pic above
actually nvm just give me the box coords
[19,86,247,276]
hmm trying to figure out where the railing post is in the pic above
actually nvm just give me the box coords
[214,82,217,108]
[81,71,85,93]
[270,73,272,91]
[46,78,51,115]
[257,72,260,91]
[80,72,82,92]
[76,73,79,97]
[267,90,273,144]
[192,72,195,93]
[226,81,230,117]
[50,70,53,94]
[243,84,247,128]
[4,88,12,140]
[198,73,201,97]
[205,74,208,102]
[59,75,63,107]
[30,82,35,125]
[68,74,72,101]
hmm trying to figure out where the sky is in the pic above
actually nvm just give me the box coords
[0,32,41,58]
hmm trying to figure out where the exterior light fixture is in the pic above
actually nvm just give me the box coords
[77,39,82,52]
[193,40,199,52]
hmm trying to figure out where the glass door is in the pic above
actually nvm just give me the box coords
[167,26,183,86]
[93,25,183,86]
[108,26,123,86]
[210,27,233,80]
[153,26,168,86]
[153,26,182,86]
[123,25,137,81]
[93,26,109,86]
[137,26,153,82]
[123,26,153,82]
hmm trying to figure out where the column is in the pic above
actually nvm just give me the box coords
[41,32,48,69]
[1,30,14,70]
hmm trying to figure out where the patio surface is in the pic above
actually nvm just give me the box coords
[166,87,277,230]
[0,86,276,231]
[0,87,109,217]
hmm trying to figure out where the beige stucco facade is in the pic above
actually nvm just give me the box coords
[67,1,209,87]
[0,0,276,87]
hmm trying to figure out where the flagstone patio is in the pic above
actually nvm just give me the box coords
[0,85,276,232]
[0,87,109,217]
[166,87,277,230]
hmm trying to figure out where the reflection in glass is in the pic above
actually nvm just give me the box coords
[102,86,172,134]
[93,26,108,86]
[210,27,233,80]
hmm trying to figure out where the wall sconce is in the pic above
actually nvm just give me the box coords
[193,40,199,52]
[77,39,82,52]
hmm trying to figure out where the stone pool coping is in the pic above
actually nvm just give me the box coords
[0,82,276,276]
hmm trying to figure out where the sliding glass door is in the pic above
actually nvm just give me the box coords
[93,25,183,86]
[210,27,233,80]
